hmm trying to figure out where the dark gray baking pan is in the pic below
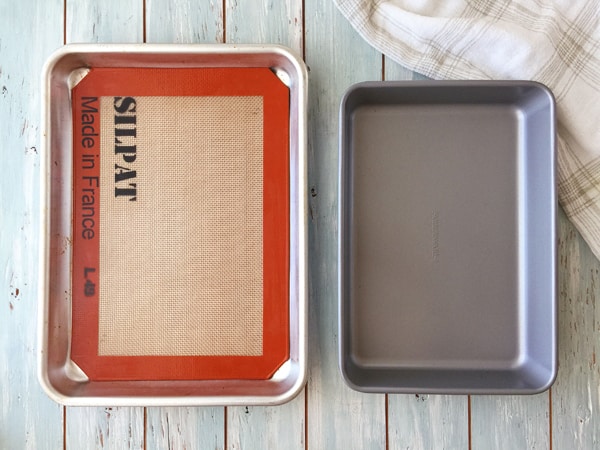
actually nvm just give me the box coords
[338,81,557,394]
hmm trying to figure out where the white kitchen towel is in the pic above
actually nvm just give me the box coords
[334,0,600,259]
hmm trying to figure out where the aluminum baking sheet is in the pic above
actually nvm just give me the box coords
[339,81,557,394]
[38,43,307,406]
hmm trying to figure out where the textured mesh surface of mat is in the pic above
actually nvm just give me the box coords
[98,95,264,357]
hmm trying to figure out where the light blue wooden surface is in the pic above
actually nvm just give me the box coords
[1,0,599,449]
[1,1,64,449]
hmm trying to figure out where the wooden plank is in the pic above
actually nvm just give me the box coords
[383,57,413,80]
[470,144,551,444]
[143,3,226,449]
[462,49,550,442]
[146,0,224,44]
[65,0,143,42]
[0,1,64,449]
[226,0,303,50]
[146,408,224,450]
[388,395,468,450]
[388,55,549,449]
[224,1,306,448]
[384,58,469,450]
[64,2,145,448]
[66,407,144,449]
[304,1,386,448]
[552,207,600,448]
[471,395,549,449]
[228,398,305,450]
[385,58,429,81]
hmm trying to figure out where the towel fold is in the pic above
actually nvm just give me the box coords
[335,0,600,259]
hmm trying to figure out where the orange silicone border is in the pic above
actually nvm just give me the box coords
[71,67,290,381]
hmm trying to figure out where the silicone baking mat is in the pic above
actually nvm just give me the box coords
[70,67,290,381]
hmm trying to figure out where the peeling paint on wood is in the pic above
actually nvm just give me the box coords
[146,0,224,44]
[66,407,144,449]
[552,207,600,448]
[226,0,302,51]
[228,393,305,450]
[0,0,64,449]
[63,1,146,447]
[146,407,224,450]
[388,394,468,450]
[471,395,549,449]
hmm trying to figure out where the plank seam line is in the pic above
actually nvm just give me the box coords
[143,407,147,450]
[224,406,228,450]
[301,0,306,61]
[63,407,66,450]
[385,394,389,450]
[63,0,66,43]
[304,387,308,450]
[549,388,553,450]
[142,0,146,42]
[468,395,472,450]
[222,0,226,43]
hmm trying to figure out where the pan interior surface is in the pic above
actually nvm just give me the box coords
[340,82,556,394]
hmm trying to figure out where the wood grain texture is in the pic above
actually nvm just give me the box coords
[146,407,224,450]
[66,407,144,449]
[226,0,303,51]
[553,207,600,449]
[468,189,551,447]
[388,395,468,450]
[64,1,145,448]
[224,1,306,448]
[385,58,470,450]
[66,0,143,43]
[2,0,600,448]
[304,1,386,448]
[0,1,64,449]
[228,397,305,450]
[383,57,414,81]
[146,0,224,44]
[143,2,226,447]
[471,395,549,449]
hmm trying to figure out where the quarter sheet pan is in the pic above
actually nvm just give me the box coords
[339,81,556,394]
[39,44,307,406]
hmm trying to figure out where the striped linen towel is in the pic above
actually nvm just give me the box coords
[334,0,600,259]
